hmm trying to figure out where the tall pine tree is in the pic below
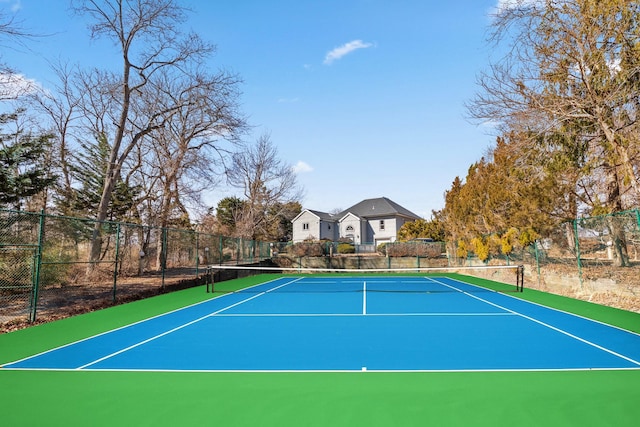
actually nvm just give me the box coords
[68,134,139,221]
[0,110,56,209]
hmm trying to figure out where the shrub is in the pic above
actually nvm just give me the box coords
[385,241,443,258]
[337,243,355,254]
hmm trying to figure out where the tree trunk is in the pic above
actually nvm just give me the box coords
[605,167,629,267]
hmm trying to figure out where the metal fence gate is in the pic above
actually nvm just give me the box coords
[0,210,43,323]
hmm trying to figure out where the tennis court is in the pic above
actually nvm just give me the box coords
[2,270,640,426]
[5,271,640,373]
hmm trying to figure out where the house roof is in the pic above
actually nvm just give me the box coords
[338,197,421,220]
[307,209,337,222]
[291,208,337,223]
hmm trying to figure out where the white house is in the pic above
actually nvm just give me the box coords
[291,197,421,245]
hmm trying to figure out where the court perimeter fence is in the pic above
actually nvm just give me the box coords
[2,208,640,327]
[0,209,272,325]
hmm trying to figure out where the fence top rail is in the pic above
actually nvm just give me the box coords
[574,209,639,222]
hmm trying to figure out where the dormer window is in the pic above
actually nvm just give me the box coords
[379,220,385,230]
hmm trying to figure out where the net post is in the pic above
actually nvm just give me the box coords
[205,267,214,293]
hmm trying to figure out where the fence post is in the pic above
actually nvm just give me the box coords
[251,240,256,263]
[532,241,541,288]
[29,210,46,323]
[161,227,167,290]
[572,218,584,289]
[112,222,121,303]
[218,235,223,264]
[195,230,200,278]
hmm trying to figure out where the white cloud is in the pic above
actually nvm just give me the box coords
[479,119,502,129]
[277,97,299,104]
[323,40,373,65]
[0,72,39,100]
[0,0,22,12]
[292,161,313,174]
[492,0,540,15]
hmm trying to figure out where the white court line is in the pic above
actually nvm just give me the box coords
[363,281,367,315]
[76,366,640,373]
[209,312,516,317]
[77,277,304,369]
[429,277,640,367]
[8,365,640,373]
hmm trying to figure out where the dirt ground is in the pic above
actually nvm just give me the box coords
[526,264,640,313]
[0,269,207,334]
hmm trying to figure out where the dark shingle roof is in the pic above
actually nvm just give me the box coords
[338,197,421,220]
[307,209,337,222]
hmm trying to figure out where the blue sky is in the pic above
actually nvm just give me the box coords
[1,0,504,218]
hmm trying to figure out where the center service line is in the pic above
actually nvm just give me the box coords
[363,281,367,315]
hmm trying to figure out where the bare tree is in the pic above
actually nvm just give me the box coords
[143,68,245,228]
[138,69,246,268]
[69,0,224,264]
[28,62,83,212]
[0,9,37,100]
[227,134,304,240]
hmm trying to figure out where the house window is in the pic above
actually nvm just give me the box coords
[303,223,309,230]
[346,225,354,232]
[328,224,331,230]
[379,220,385,230]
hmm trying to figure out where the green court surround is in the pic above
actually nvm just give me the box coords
[1,274,639,426]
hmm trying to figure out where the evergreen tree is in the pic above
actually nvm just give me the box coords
[215,196,245,235]
[397,215,445,242]
[0,110,56,209]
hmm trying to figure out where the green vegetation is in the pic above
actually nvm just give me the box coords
[0,110,56,210]
[336,242,354,254]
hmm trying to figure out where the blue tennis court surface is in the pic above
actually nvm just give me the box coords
[5,275,640,372]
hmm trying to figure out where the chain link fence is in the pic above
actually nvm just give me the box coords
[447,210,640,312]
[0,211,42,324]
[0,209,272,327]
[3,208,638,328]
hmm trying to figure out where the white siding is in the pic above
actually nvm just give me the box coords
[367,216,398,244]
[292,211,321,242]
[319,220,338,241]
[339,213,364,244]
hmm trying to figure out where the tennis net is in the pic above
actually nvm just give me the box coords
[204,264,524,294]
